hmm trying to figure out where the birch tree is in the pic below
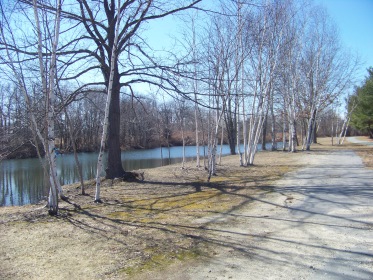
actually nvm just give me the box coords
[203,21,223,180]
[243,1,286,165]
[33,0,65,213]
[276,0,306,152]
[299,6,357,150]
[337,94,357,144]
[0,0,65,214]
[175,98,188,169]
[205,2,246,159]
[190,14,202,167]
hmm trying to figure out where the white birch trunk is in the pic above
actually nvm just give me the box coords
[340,117,350,145]
[208,108,223,182]
[192,17,200,168]
[194,99,200,168]
[338,101,356,145]
[0,11,47,178]
[248,115,265,165]
[270,112,277,150]
[337,118,347,145]
[236,1,243,166]
[236,98,242,166]
[95,0,122,203]
[219,125,224,165]
[33,0,63,214]
[305,108,317,150]
[242,96,247,163]
[289,118,297,152]
[181,116,186,169]
[245,88,258,166]
[282,112,287,151]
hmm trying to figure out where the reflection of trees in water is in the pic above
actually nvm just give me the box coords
[0,160,46,206]
[1,142,273,206]
[0,151,188,207]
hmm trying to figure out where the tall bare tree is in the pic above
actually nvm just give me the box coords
[61,0,202,179]
[299,6,357,150]
[243,0,288,165]
[94,0,123,203]
[0,0,65,214]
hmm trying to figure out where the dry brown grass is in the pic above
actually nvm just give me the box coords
[0,138,371,279]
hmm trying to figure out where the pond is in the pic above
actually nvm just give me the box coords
[0,143,275,206]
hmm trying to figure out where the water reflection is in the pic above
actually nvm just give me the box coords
[1,158,49,206]
[0,144,273,206]
[1,146,208,206]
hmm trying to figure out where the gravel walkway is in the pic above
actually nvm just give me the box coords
[147,150,373,279]
[347,137,373,146]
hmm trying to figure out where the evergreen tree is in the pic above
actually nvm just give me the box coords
[350,68,373,138]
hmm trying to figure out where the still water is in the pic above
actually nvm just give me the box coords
[0,143,275,206]
[1,145,239,206]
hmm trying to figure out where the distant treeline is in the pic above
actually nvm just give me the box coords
[1,88,345,160]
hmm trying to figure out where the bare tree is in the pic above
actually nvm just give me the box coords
[276,0,306,153]
[299,6,357,150]
[337,95,357,145]
[95,0,123,203]
[175,98,188,168]
[62,0,202,178]
[0,0,66,214]
[242,1,288,165]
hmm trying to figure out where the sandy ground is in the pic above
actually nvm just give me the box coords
[1,137,373,279]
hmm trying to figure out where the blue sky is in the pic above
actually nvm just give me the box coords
[142,0,373,91]
[315,0,373,84]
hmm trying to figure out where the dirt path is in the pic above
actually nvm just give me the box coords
[347,136,373,146]
[140,149,373,279]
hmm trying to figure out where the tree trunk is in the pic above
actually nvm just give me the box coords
[282,113,286,151]
[219,125,224,164]
[181,115,186,169]
[306,108,317,151]
[289,119,297,152]
[261,113,268,150]
[236,100,243,166]
[270,101,277,151]
[105,76,125,179]
[96,2,122,202]
[339,116,350,145]
[224,109,236,155]
[313,118,318,144]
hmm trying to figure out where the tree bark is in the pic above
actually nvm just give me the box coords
[270,98,277,151]
[305,108,317,151]
[106,80,125,179]
[96,0,122,202]
[261,113,268,150]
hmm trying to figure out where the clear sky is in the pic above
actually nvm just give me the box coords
[142,0,373,91]
[315,0,373,84]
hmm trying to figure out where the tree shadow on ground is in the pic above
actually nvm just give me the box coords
[58,156,373,279]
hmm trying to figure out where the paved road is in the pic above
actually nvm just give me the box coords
[153,149,373,280]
